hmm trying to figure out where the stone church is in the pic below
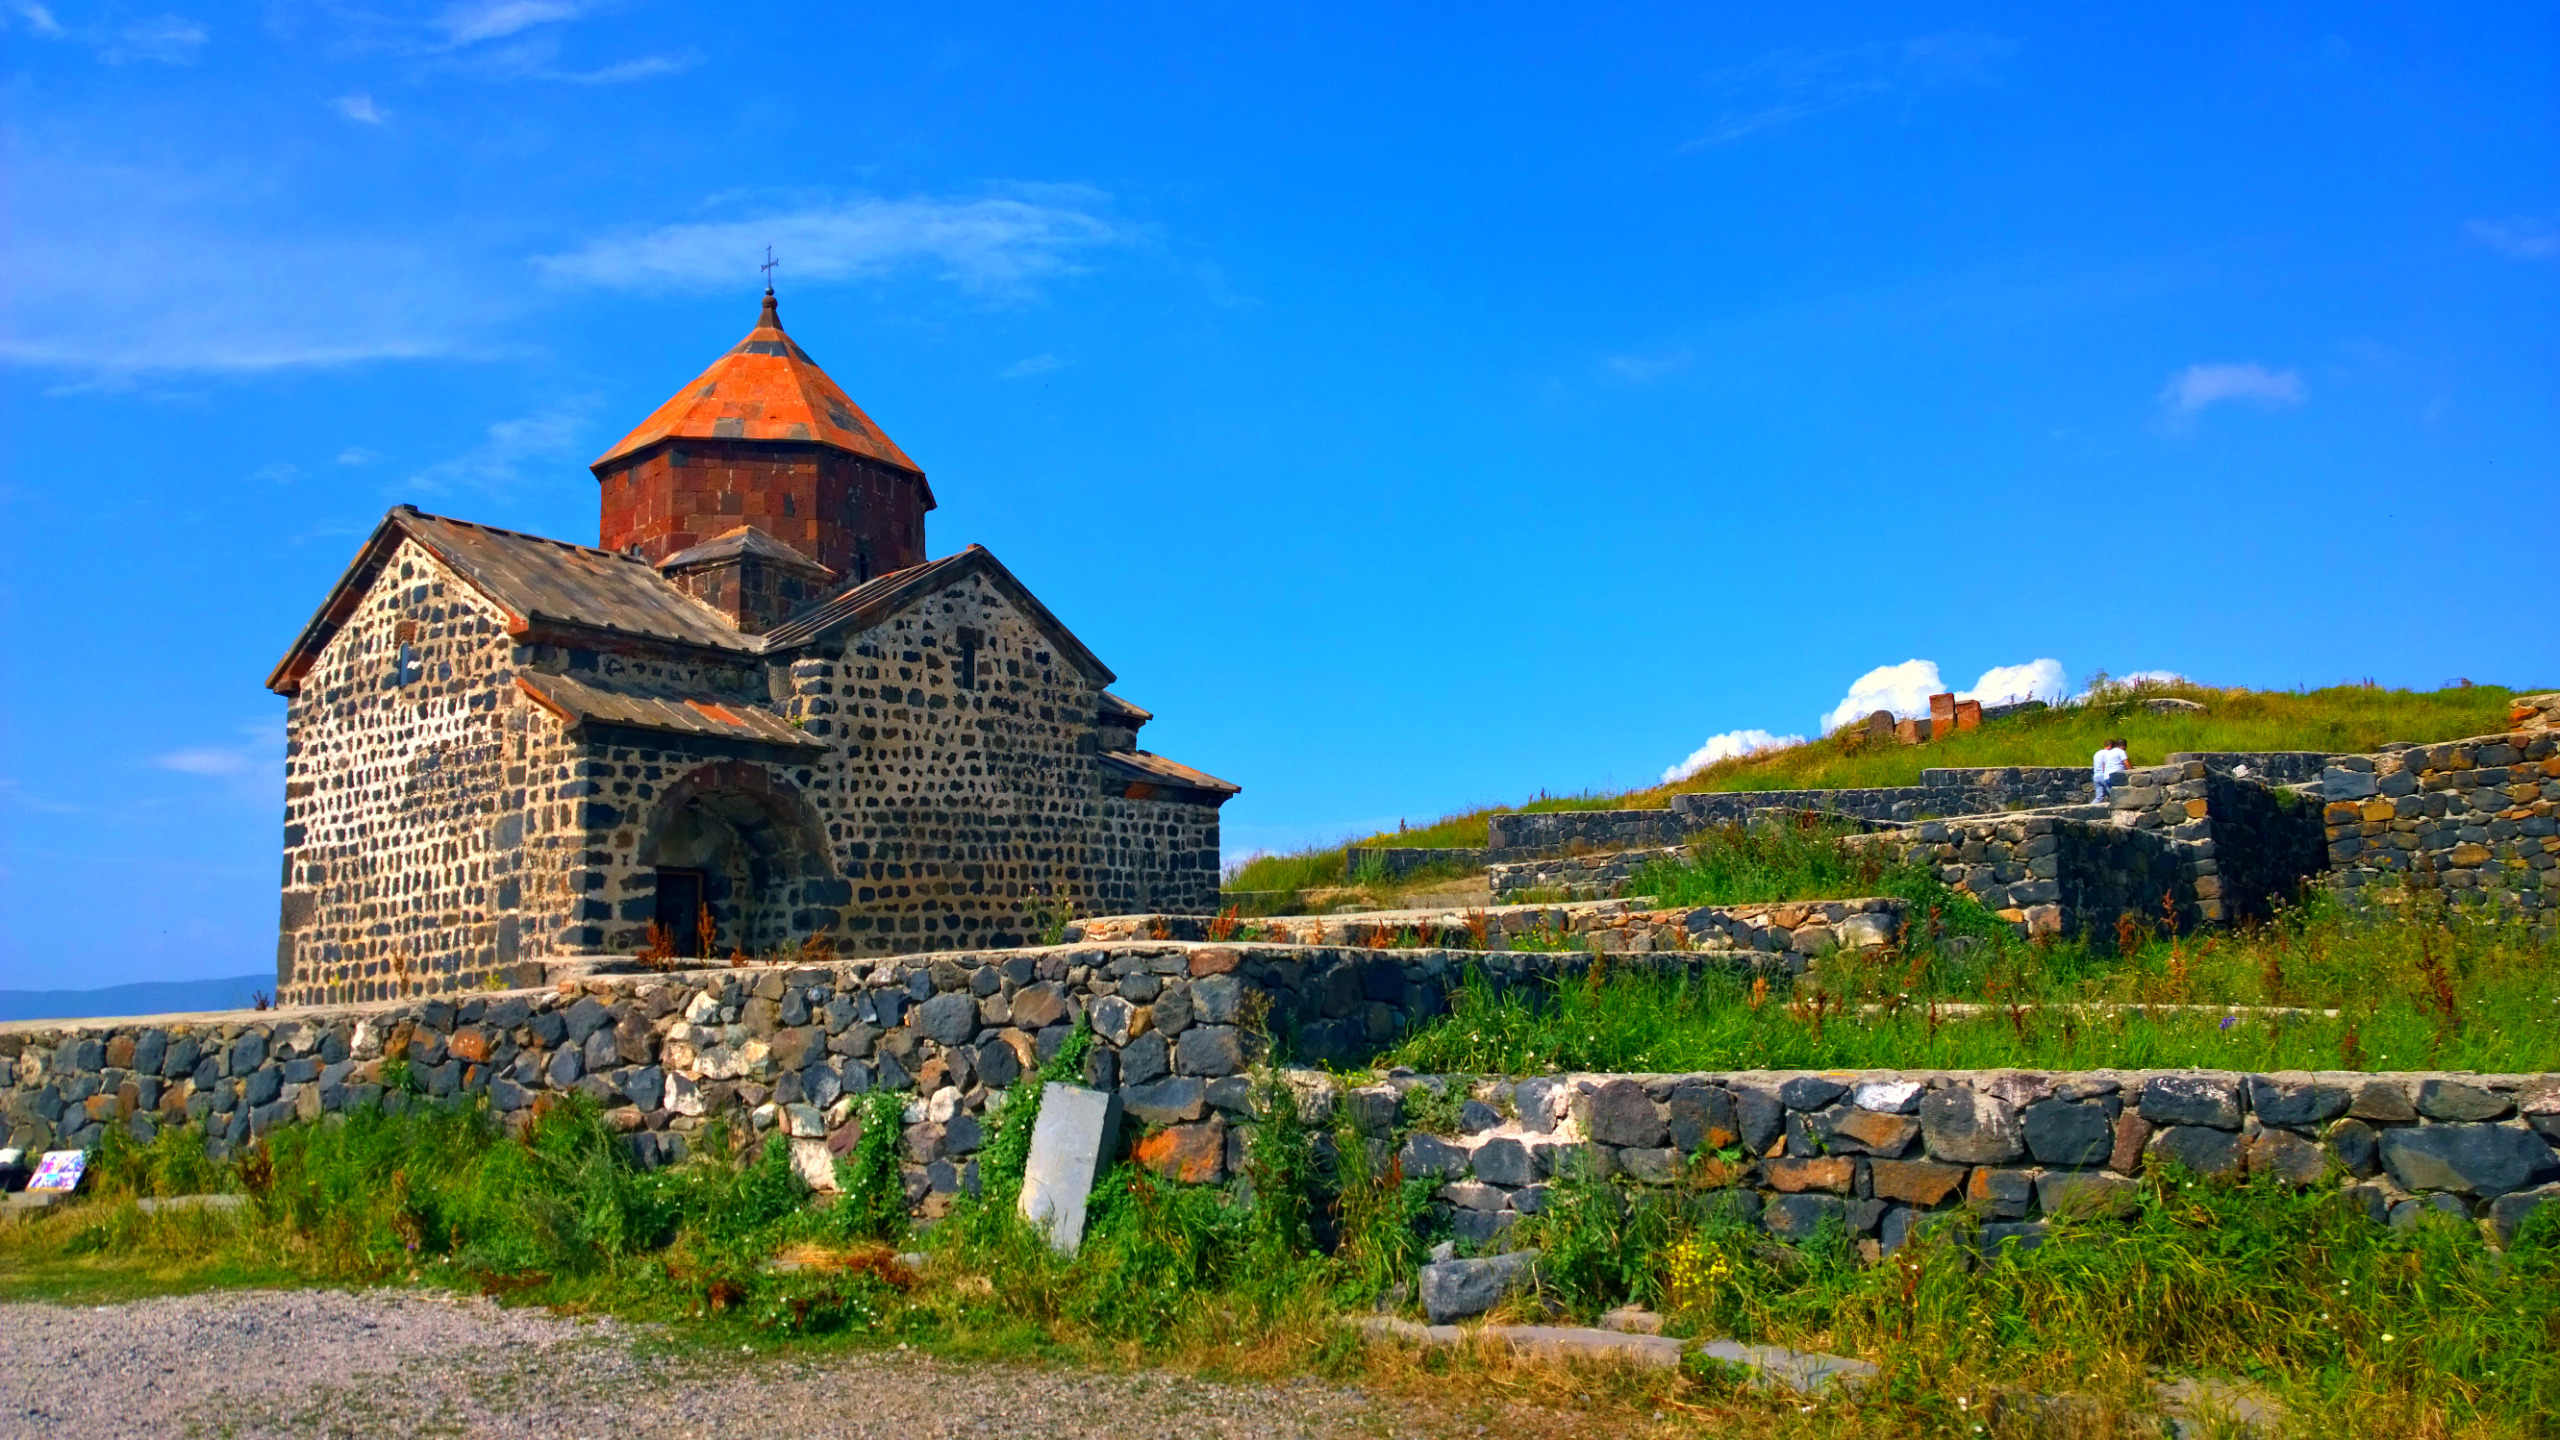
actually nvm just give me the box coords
[266,291,1236,1006]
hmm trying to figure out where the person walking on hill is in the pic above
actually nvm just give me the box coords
[2092,737,2129,802]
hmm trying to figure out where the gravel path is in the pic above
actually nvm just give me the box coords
[1,1289,1387,1440]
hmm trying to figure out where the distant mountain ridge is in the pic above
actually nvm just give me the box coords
[0,975,270,1025]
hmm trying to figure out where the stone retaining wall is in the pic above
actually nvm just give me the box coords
[1074,898,1910,959]
[1852,762,2326,939]
[1488,848,1685,901]
[0,941,1751,1203]
[1315,1067,2560,1253]
[2321,728,2558,920]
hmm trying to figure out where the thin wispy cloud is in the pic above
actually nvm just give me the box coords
[7,5,206,63]
[2160,362,2305,420]
[102,13,205,63]
[1685,32,2015,149]
[438,0,599,46]
[1604,348,1693,383]
[2469,216,2559,260]
[537,190,1125,296]
[2,149,509,378]
[334,92,388,124]
[150,720,286,805]
[408,401,595,496]
[1000,353,1066,379]
[9,3,65,37]
[434,35,698,83]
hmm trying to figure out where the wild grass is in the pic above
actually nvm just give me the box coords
[1387,878,2560,1075]
[1619,819,1897,907]
[1223,679,2535,900]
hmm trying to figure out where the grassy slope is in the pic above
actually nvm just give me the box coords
[1226,681,2534,892]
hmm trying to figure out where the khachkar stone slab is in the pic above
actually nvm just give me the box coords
[1021,1083,1122,1255]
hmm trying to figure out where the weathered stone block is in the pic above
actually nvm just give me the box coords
[2246,1073,2351,1127]
[2021,1098,2113,1166]
[2381,1123,2560,1196]
[2416,1080,2513,1122]
[2139,1075,2242,1129]
[1921,1087,2024,1164]
[1868,1158,1965,1205]
[1668,1085,1739,1154]
[1763,1193,1847,1241]
[1020,1084,1121,1256]
[1421,1250,1540,1324]
[1766,1156,1856,1194]
[2146,1125,2244,1177]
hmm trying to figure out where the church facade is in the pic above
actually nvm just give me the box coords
[266,294,1235,1006]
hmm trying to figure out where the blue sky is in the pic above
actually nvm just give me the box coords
[2,3,2554,989]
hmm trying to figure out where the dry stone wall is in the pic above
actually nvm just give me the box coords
[1330,1067,2560,1253]
[6,942,1749,1199]
[13,974,2553,1252]
[2322,728,2558,922]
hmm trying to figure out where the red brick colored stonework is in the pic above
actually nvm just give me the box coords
[593,292,934,582]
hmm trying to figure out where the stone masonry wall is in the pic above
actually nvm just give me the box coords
[1092,793,1224,916]
[2321,729,2559,921]
[556,568,1118,963]
[1333,1067,2560,1253]
[280,538,547,1004]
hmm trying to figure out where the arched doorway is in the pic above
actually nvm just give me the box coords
[637,761,835,957]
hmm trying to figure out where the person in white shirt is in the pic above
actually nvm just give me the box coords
[2092,737,2129,801]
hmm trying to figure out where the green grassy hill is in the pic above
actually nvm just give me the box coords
[1225,680,2539,894]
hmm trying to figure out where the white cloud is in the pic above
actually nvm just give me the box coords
[335,447,379,465]
[10,4,65,38]
[1819,659,1946,734]
[2469,217,2560,260]
[534,191,1123,297]
[1684,32,2016,149]
[410,401,594,496]
[1819,657,2073,733]
[1000,353,1066,379]
[334,92,387,124]
[2160,362,2305,417]
[1962,659,2067,709]
[1661,728,1805,784]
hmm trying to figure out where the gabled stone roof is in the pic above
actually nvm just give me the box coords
[758,544,1117,685]
[514,672,828,752]
[268,506,765,695]
[270,508,1119,695]
[590,291,925,483]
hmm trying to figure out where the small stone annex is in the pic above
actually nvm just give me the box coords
[266,291,1237,1006]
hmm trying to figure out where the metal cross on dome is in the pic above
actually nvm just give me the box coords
[761,246,778,292]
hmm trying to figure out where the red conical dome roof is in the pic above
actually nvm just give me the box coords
[591,292,921,475]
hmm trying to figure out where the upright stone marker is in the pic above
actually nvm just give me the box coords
[1020,1083,1122,1256]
